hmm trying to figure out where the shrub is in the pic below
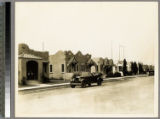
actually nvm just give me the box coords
[21,77,27,85]
[127,71,132,76]
[41,75,50,83]
[114,72,121,77]
[106,72,114,77]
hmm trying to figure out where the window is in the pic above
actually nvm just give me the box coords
[77,65,78,71]
[50,65,53,72]
[62,64,64,72]
[119,66,123,72]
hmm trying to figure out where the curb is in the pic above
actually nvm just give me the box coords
[19,83,70,92]
[18,75,148,93]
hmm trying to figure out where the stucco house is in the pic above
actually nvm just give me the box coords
[103,58,115,74]
[18,43,49,85]
[49,51,97,80]
[127,61,132,72]
[92,57,104,73]
[115,60,123,72]
[92,57,115,75]
[74,51,96,72]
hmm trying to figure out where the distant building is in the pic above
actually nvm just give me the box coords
[18,44,49,85]
[149,65,154,71]
[115,60,123,72]
[103,58,115,74]
[92,57,115,75]
[92,57,104,73]
[74,51,96,72]
[127,62,132,72]
[49,51,96,80]
[143,65,149,72]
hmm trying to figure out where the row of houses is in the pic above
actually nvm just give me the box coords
[18,43,154,85]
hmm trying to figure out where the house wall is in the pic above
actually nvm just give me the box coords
[63,73,75,80]
[91,65,96,73]
[49,51,66,79]
[127,64,132,72]
[112,66,116,74]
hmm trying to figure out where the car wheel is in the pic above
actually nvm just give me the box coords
[88,83,91,87]
[97,81,102,86]
[71,85,76,88]
[81,82,86,88]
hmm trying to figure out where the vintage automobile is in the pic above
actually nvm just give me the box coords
[148,71,154,76]
[70,72,103,88]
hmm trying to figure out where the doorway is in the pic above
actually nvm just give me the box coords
[26,61,38,80]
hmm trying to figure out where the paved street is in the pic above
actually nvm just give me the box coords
[16,76,154,117]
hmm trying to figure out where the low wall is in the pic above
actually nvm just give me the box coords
[49,73,63,80]
[63,73,74,80]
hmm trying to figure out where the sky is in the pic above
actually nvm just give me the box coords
[15,2,158,65]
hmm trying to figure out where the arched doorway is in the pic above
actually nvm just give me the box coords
[26,61,38,80]
[91,65,96,73]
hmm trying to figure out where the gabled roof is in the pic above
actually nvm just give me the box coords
[87,59,97,66]
[67,57,78,66]
[92,57,104,65]
[75,51,91,64]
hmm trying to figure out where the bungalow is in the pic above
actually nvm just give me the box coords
[18,43,49,85]
[49,51,97,80]
[92,57,115,75]
[115,60,123,72]
[103,58,115,74]
[92,57,104,73]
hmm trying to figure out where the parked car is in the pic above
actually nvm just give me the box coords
[148,71,154,76]
[70,72,103,88]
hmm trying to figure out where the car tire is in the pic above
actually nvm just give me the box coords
[97,81,102,86]
[71,85,76,88]
[88,83,91,87]
[81,82,86,88]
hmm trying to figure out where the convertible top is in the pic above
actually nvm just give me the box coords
[79,72,102,78]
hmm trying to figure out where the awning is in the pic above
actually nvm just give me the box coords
[18,53,42,60]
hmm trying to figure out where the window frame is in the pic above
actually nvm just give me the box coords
[50,64,53,73]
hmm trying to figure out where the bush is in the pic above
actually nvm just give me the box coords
[113,72,121,77]
[127,71,133,76]
[41,75,50,83]
[21,77,27,85]
[106,72,114,77]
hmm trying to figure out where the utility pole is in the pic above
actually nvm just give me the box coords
[122,45,125,59]
[111,40,113,59]
[119,45,121,61]
[119,45,120,61]
[119,45,125,61]
[42,42,44,51]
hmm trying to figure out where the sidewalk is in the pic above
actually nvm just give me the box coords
[18,74,148,92]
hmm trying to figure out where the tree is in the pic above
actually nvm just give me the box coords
[131,62,134,75]
[133,62,138,75]
[131,62,138,75]
[138,63,144,74]
[123,59,127,76]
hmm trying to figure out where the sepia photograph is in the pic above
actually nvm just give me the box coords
[15,1,158,117]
